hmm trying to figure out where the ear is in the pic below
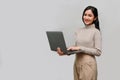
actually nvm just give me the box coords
[94,17,97,21]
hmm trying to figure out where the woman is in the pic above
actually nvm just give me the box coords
[57,6,102,80]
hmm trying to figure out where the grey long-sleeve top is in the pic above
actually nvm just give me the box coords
[75,24,102,56]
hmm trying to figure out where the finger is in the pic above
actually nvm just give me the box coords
[67,47,71,50]
[67,47,73,51]
[57,48,64,54]
[57,47,59,50]
[57,47,60,52]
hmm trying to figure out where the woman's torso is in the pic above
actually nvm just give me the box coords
[75,24,97,63]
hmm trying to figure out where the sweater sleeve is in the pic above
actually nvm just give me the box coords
[79,30,102,56]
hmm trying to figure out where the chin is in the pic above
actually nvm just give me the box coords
[85,23,91,26]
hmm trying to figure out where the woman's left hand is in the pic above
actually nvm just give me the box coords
[67,46,80,51]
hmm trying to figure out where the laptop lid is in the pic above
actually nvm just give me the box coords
[46,31,68,54]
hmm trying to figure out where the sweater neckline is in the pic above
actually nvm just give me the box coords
[85,24,95,29]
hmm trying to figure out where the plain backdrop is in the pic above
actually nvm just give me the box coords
[0,0,120,80]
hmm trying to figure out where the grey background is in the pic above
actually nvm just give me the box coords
[0,0,120,80]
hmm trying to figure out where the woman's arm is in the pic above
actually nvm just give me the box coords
[68,30,102,56]
[80,30,102,56]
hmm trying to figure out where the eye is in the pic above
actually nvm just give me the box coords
[84,13,87,16]
[88,14,92,17]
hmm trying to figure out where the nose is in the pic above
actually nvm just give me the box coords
[84,15,89,20]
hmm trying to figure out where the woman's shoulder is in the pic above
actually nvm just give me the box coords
[74,27,81,34]
[93,28,101,33]
[91,28,101,36]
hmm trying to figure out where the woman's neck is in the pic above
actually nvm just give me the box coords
[85,24,95,28]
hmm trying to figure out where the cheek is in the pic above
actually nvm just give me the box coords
[89,18,95,22]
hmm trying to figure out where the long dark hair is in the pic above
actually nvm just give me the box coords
[82,6,100,31]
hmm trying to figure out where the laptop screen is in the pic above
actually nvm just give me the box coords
[46,31,68,54]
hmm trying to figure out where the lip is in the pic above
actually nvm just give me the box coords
[84,19,90,23]
[84,19,89,22]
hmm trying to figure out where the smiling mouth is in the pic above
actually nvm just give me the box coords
[84,20,90,23]
[84,19,89,22]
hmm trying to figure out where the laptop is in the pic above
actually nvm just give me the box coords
[46,31,79,55]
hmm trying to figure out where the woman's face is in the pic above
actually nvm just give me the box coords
[83,9,96,25]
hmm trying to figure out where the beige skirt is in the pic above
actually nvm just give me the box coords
[74,54,97,80]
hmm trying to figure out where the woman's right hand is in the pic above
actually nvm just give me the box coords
[56,47,65,56]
